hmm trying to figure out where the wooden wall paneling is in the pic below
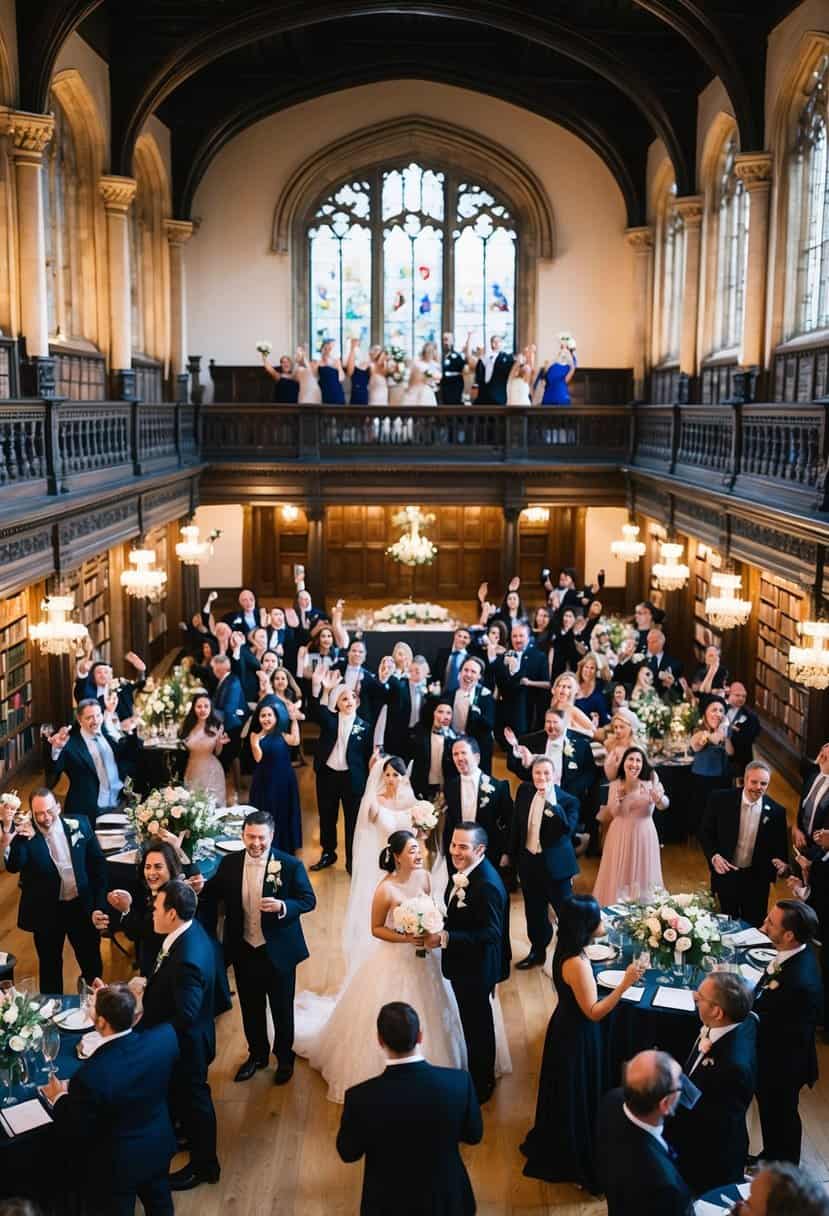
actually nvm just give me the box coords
[164,521,183,647]
[275,508,309,597]
[108,546,128,675]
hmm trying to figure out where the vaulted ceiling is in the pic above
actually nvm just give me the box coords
[17,0,802,224]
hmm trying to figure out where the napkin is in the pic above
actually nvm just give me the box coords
[106,849,138,865]
[723,927,772,948]
[652,986,696,1012]
[620,986,644,1004]
[0,952,7,965]
[0,1098,52,1136]
[694,1202,729,1216]
[740,963,764,988]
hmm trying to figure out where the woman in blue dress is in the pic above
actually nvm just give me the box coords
[344,337,370,404]
[249,702,303,853]
[261,353,300,403]
[537,341,577,404]
[315,339,346,404]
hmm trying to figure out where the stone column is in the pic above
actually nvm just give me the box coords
[6,111,55,392]
[674,195,704,379]
[306,503,326,594]
[164,219,195,399]
[624,226,654,399]
[99,174,137,399]
[734,153,773,372]
[501,506,520,585]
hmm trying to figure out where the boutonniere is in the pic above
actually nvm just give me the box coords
[632,652,645,664]
[451,873,469,908]
[351,722,366,738]
[766,958,782,989]
[568,761,578,770]
[762,816,769,826]
[479,776,493,808]
[265,858,282,892]
[563,740,574,758]
[64,818,82,846]
[543,802,555,818]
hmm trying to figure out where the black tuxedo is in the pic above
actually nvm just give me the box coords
[73,673,145,720]
[329,659,391,726]
[264,623,299,673]
[597,1089,694,1216]
[140,919,219,1176]
[231,646,261,704]
[699,789,788,926]
[510,782,580,956]
[435,646,472,694]
[474,349,514,404]
[51,723,130,823]
[337,1060,482,1215]
[754,944,823,1162]
[494,646,549,739]
[668,1017,757,1195]
[410,723,458,799]
[440,348,466,404]
[507,728,597,809]
[444,684,495,772]
[724,704,760,771]
[52,1024,179,1215]
[6,814,107,993]
[441,857,507,1101]
[203,848,315,1067]
[645,651,684,699]
[222,604,260,635]
[797,769,829,858]
[310,701,373,868]
[383,675,428,759]
[442,772,513,864]
[213,671,249,768]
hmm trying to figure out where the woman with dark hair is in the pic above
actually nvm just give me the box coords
[249,702,303,853]
[593,745,668,905]
[99,840,191,976]
[690,644,729,706]
[689,696,733,833]
[548,607,581,679]
[530,604,554,654]
[474,619,508,691]
[574,654,609,727]
[181,693,228,804]
[521,894,643,1188]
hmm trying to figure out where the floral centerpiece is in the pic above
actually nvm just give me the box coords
[635,693,673,741]
[671,701,701,739]
[0,989,54,1080]
[392,893,444,957]
[139,662,203,731]
[600,615,635,653]
[373,602,449,625]
[623,891,722,969]
[126,784,224,860]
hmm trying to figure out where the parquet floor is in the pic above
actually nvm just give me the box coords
[2,757,827,1215]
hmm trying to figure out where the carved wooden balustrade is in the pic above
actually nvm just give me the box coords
[0,403,46,488]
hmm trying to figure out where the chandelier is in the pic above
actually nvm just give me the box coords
[652,542,690,591]
[175,523,220,566]
[705,571,751,629]
[120,548,167,601]
[30,594,89,656]
[789,620,829,690]
[387,506,438,567]
[610,522,645,563]
[522,506,550,524]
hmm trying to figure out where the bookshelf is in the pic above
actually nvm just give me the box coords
[0,592,35,783]
[691,543,723,664]
[64,554,112,663]
[145,526,169,666]
[755,572,809,751]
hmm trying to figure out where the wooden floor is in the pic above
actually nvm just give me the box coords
[2,758,827,1214]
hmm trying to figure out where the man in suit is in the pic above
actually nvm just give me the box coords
[424,823,507,1104]
[442,737,512,869]
[227,627,262,704]
[309,674,373,872]
[203,810,315,1085]
[790,753,829,1035]
[263,605,300,674]
[668,972,757,1195]
[140,879,220,1191]
[599,1050,693,1216]
[337,1001,482,1215]
[43,983,178,1215]
[505,707,597,809]
[508,756,580,969]
[50,699,131,824]
[699,760,789,927]
[74,651,146,719]
[440,332,467,405]
[6,787,108,994]
[724,682,761,774]
[644,628,683,700]
[210,653,249,772]
[410,700,458,799]
[221,586,259,635]
[471,333,513,404]
[443,657,495,772]
[384,654,431,761]
[734,1161,829,1216]
[754,899,823,1164]
[794,741,829,856]
[330,639,392,726]
[494,622,549,741]
[434,627,473,695]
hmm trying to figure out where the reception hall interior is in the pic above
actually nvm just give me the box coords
[0,1,828,1213]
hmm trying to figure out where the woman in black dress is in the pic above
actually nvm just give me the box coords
[520,895,643,1191]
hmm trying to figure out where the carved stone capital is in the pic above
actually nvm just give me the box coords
[5,110,55,159]
[734,152,773,191]
[624,225,654,252]
[98,175,137,213]
[164,219,195,247]
[674,195,704,226]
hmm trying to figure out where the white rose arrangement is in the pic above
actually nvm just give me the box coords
[127,784,223,859]
[255,341,273,356]
[0,990,50,1069]
[623,891,722,968]
[410,800,439,834]
[392,893,444,957]
[138,664,202,730]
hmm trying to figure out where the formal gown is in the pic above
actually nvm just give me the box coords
[507,376,532,405]
[183,727,226,804]
[540,360,574,405]
[295,365,322,404]
[368,370,389,405]
[404,383,438,405]
[273,376,299,403]
[249,730,303,852]
[521,951,604,1189]
[350,366,370,405]
[294,871,467,1103]
[318,363,345,404]
[592,779,663,906]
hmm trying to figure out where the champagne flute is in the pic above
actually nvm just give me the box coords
[41,1026,60,1078]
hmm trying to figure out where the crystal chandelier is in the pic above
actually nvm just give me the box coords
[789,620,829,690]
[120,548,167,601]
[522,506,550,524]
[387,506,438,567]
[30,594,89,656]
[705,571,751,629]
[610,522,645,563]
[175,523,219,566]
[652,542,690,591]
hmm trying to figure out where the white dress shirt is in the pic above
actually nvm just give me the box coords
[460,771,481,820]
[688,1021,738,1074]
[408,682,425,729]
[773,943,806,968]
[544,737,564,785]
[343,664,362,691]
[429,732,446,785]
[41,820,78,901]
[733,796,763,869]
[452,688,473,734]
[81,727,123,808]
[385,1050,424,1066]
[484,351,497,382]
[805,774,829,836]
[327,712,355,771]
[242,852,268,947]
[526,789,552,855]
[161,919,192,955]
[622,1104,669,1153]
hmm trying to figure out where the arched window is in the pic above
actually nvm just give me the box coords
[42,95,82,340]
[659,181,684,362]
[713,135,749,351]
[793,54,829,335]
[131,134,171,366]
[307,162,517,357]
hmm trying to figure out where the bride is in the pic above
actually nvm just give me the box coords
[294,830,467,1102]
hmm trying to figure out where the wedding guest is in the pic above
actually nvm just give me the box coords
[690,644,729,704]
[410,700,458,799]
[521,895,644,1189]
[507,346,535,405]
[314,339,346,404]
[734,1162,829,1216]
[299,622,340,680]
[754,899,823,1165]
[330,638,391,726]
[602,709,642,779]
[203,810,315,1086]
[699,760,789,927]
[668,972,756,1196]
[550,672,596,737]
[633,600,661,649]
[505,708,597,812]
[530,604,553,653]
[474,619,507,690]
[249,703,303,854]
[592,746,668,907]
[794,741,829,856]
[263,605,300,672]
[101,686,142,786]
[644,629,683,699]
[271,665,306,764]
[442,737,513,869]
[229,628,262,705]
[485,578,525,633]
[50,700,131,824]
[494,622,549,741]
[343,337,371,405]
[6,788,108,994]
[469,332,513,404]
[336,1002,482,1216]
[210,654,249,777]
[509,757,580,969]
[537,340,577,405]
[262,352,300,402]
[440,332,466,404]
[309,673,373,873]
[221,587,259,635]
[630,665,656,705]
[74,649,147,718]
[180,693,228,805]
[597,1050,693,1216]
[574,654,610,726]
[548,607,581,679]
[384,654,430,760]
[689,697,734,832]
[292,345,323,404]
[444,657,495,771]
[43,984,179,1216]
[435,627,473,694]
[724,682,760,773]
[140,880,220,1191]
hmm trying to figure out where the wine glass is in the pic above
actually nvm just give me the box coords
[0,1058,12,1106]
[77,978,93,1022]
[41,1026,60,1077]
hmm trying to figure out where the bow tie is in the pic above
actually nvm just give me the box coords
[433,728,446,736]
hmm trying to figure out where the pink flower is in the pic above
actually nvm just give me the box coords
[170,806,184,819]
[163,789,177,803]
[147,820,160,834]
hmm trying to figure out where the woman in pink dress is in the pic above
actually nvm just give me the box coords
[592,746,669,906]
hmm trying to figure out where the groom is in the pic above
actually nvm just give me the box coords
[425,822,507,1104]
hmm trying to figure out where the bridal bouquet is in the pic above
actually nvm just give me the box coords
[623,891,722,969]
[392,893,444,957]
[127,784,224,859]
[634,693,672,741]
[385,345,409,386]
[559,331,577,352]
[255,340,272,356]
[410,800,439,834]
[600,615,635,653]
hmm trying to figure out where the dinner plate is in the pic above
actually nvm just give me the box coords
[607,904,628,916]
[585,943,619,963]
[95,834,127,851]
[746,947,777,967]
[595,969,628,990]
[95,813,129,827]
[53,1007,94,1032]
[216,839,245,853]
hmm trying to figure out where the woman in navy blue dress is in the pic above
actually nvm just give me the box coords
[261,353,300,402]
[249,702,303,853]
[315,339,346,404]
[537,342,577,404]
[344,337,370,404]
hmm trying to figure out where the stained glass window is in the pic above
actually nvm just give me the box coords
[794,55,829,335]
[713,135,749,352]
[660,182,684,361]
[382,164,444,355]
[309,181,372,353]
[454,184,516,351]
